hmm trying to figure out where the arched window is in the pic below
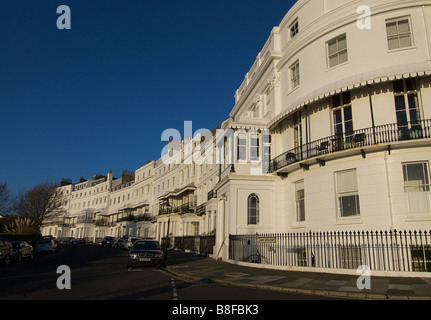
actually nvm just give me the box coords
[247,193,259,225]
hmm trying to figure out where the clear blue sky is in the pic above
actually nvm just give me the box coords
[0,0,296,195]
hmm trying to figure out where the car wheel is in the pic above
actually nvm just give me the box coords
[17,253,22,263]
[30,252,34,260]
[4,255,11,266]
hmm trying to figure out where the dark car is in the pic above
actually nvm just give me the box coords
[75,238,86,245]
[114,239,126,249]
[127,240,164,268]
[101,236,116,247]
[63,237,75,244]
[35,239,57,254]
[11,241,34,262]
[0,238,13,266]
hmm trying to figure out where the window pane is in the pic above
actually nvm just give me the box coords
[248,194,259,225]
[329,55,338,68]
[250,134,259,160]
[333,109,342,125]
[328,40,337,55]
[388,37,399,50]
[408,94,420,123]
[397,20,410,33]
[340,195,360,217]
[395,94,406,111]
[338,50,348,64]
[386,22,398,36]
[396,110,408,125]
[404,163,427,186]
[297,199,305,222]
[342,91,351,105]
[343,106,352,122]
[332,94,341,108]
[344,120,354,135]
[238,146,246,160]
[337,170,357,193]
[406,78,417,91]
[338,37,347,50]
[393,80,404,94]
[403,163,431,213]
[399,34,412,48]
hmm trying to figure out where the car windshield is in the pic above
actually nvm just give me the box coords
[12,242,22,248]
[133,242,160,250]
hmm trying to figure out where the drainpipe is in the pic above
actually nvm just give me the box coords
[305,105,309,158]
[367,84,377,144]
[384,150,394,231]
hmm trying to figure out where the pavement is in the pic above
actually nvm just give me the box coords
[165,250,431,300]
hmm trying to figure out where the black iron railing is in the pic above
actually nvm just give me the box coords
[270,119,431,172]
[158,202,201,215]
[168,235,215,255]
[229,230,431,272]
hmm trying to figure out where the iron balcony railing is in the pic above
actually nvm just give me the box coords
[208,189,217,201]
[270,119,431,173]
[229,230,431,273]
[158,202,201,215]
[196,203,206,216]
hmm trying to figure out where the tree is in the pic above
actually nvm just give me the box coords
[0,182,10,216]
[13,181,66,231]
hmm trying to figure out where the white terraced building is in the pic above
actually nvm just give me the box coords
[42,0,431,273]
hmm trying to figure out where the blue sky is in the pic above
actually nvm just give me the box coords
[0,0,296,195]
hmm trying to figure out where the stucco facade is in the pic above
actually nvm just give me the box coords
[42,0,431,267]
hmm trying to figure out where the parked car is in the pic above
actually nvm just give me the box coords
[114,239,126,249]
[11,241,34,262]
[35,239,57,254]
[127,240,164,268]
[63,237,75,244]
[0,238,13,266]
[125,237,143,250]
[75,238,86,245]
[101,236,116,247]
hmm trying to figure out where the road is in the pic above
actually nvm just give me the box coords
[0,244,336,302]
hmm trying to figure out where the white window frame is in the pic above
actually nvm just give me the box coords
[249,131,260,162]
[327,34,348,69]
[290,60,300,90]
[386,16,414,51]
[295,180,305,222]
[289,19,299,38]
[247,193,260,225]
[402,161,431,214]
[236,131,247,162]
[335,169,360,218]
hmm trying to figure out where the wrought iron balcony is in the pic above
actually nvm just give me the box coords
[207,189,217,201]
[270,119,431,173]
[196,203,206,216]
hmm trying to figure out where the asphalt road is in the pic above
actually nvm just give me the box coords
[0,244,337,302]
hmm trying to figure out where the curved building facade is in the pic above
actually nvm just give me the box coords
[42,0,431,272]
[213,0,431,260]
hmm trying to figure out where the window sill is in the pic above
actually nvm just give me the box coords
[405,213,431,222]
[292,222,306,229]
[326,61,349,72]
[287,85,300,96]
[387,46,416,54]
[335,216,363,226]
